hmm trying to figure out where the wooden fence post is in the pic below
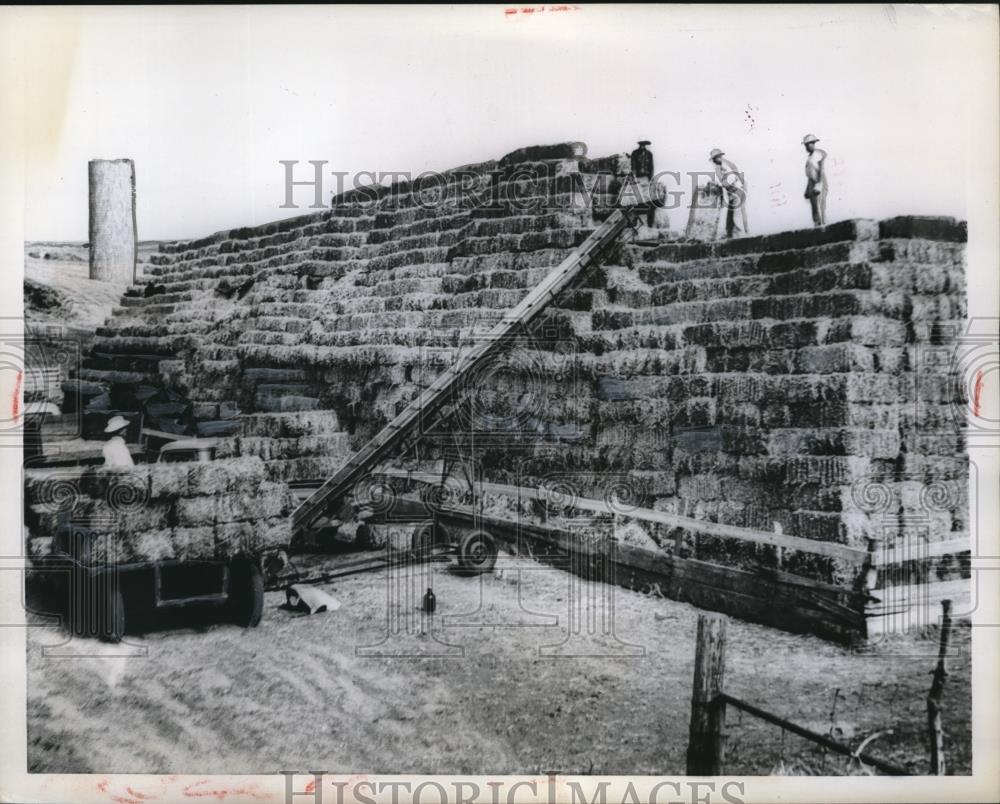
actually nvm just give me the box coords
[686,613,727,775]
[927,599,953,775]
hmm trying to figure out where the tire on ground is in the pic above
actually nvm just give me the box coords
[69,571,126,643]
[456,529,498,575]
[229,560,264,628]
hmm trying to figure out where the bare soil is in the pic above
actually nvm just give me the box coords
[23,242,161,335]
[26,554,971,776]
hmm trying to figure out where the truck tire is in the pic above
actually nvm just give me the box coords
[98,584,126,644]
[69,573,126,643]
[229,561,264,628]
[456,530,498,575]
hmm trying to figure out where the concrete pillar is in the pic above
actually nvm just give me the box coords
[88,159,137,283]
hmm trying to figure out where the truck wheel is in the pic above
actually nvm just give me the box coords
[98,584,126,643]
[69,574,125,643]
[68,570,91,639]
[229,561,264,628]
[456,530,498,575]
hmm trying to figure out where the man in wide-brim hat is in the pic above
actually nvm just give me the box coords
[802,134,828,227]
[626,140,659,226]
[709,147,749,238]
[102,415,135,467]
[630,140,654,178]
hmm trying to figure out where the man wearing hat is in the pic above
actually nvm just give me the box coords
[626,140,661,227]
[802,134,828,227]
[710,148,748,238]
[102,415,135,467]
[630,140,654,179]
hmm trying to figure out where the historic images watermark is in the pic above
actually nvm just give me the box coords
[280,773,748,804]
[278,162,746,214]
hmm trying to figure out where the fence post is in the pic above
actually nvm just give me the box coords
[927,599,953,775]
[686,613,727,775]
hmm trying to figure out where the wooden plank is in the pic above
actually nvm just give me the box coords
[380,473,869,563]
[474,480,833,560]
[141,427,188,442]
[434,503,866,642]
[868,577,970,607]
[873,536,971,566]
[478,479,866,562]
[866,578,971,618]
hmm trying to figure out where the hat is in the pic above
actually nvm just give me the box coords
[801,134,820,144]
[709,148,725,160]
[637,140,651,146]
[104,415,130,434]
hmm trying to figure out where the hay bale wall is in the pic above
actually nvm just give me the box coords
[68,142,968,588]
[25,458,294,563]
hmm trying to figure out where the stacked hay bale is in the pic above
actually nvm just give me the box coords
[24,457,294,563]
[574,216,969,583]
[228,411,353,482]
[80,144,641,460]
[65,142,967,593]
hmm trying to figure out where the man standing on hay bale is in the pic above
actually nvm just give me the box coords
[709,147,748,238]
[630,139,655,179]
[802,133,828,227]
[624,139,663,227]
[102,415,134,468]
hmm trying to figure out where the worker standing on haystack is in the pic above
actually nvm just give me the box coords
[102,415,135,468]
[627,139,660,227]
[709,148,748,238]
[630,140,654,178]
[802,134,828,227]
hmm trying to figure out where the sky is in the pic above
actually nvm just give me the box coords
[6,4,998,241]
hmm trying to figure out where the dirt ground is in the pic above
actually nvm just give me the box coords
[24,242,162,335]
[26,554,971,776]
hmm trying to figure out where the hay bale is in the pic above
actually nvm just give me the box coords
[130,529,174,562]
[172,527,216,560]
[149,463,192,499]
[187,456,267,495]
[215,521,255,555]
[239,411,342,438]
[175,495,219,527]
[112,500,174,534]
[214,482,293,523]
[24,468,87,509]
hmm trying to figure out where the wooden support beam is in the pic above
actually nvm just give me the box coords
[686,613,728,775]
[376,472,870,563]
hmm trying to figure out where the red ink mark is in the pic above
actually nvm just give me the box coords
[111,797,142,804]
[183,780,269,800]
[12,370,22,419]
[304,780,316,794]
[127,787,156,800]
[505,4,580,15]
[973,369,985,417]
[98,780,110,793]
